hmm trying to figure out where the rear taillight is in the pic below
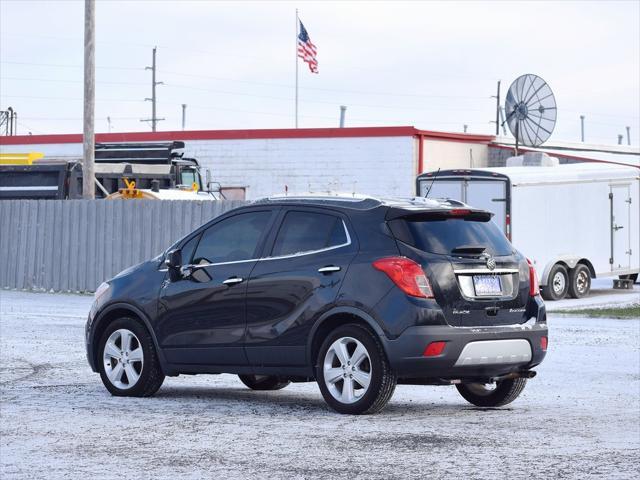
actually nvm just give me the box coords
[449,209,471,216]
[527,258,539,297]
[540,336,548,351]
[423,341,447,357]
[372,256,434,298]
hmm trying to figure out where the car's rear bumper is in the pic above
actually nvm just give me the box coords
[383,317,548,380]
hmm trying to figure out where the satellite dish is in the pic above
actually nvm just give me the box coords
[504,74,557,151]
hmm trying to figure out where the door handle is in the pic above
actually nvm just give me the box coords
[222,277,244,285]
[318,265,341,273]
[614,224,624,231]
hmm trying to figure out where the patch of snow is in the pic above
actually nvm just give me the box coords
[1,290,638,479]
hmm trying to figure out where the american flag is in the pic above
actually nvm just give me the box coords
[297,20,318,73]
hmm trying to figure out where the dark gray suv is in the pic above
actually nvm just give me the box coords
[86,195,548,414]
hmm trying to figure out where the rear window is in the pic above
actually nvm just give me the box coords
[272,211,347,256]
[389,216,513,256]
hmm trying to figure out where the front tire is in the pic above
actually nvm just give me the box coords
[238,375,290,391]
[541,264,569,300]
[316,324,396,415]
[97,317,165,397]
[456,378,527,407]
[568,264,591,298]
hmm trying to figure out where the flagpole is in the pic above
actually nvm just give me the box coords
[295,8,299,128]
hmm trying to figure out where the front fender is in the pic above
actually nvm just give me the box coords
[89,302,172,375]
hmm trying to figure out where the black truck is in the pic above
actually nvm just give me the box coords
[0,141,215,200]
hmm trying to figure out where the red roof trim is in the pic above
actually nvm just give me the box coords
[0,126,495,145]
[418,130,494,143]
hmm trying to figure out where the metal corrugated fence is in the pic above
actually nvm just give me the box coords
[0,200,248,292]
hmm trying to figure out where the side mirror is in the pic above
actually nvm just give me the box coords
[165,249,182,270]
[205,169,212,191]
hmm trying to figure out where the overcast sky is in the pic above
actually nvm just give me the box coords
[1,0,638,145]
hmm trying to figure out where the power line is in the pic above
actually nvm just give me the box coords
[2,94,147,103]
[158,69,489,100]
[0,60,141,71]
[3,60,638,121]
[0,76,148,86]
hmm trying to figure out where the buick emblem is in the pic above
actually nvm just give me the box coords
[485,254,496,271]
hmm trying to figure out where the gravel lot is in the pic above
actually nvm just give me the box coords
[1,290,639,479]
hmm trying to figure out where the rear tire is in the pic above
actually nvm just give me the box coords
[456,378,527,407]
[541,264,569,300]
[568,264,591,299]
[316,324,396,415]
[238,375,290,391]
[97,317,165,397]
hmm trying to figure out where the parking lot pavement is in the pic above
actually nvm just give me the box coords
[1,290,638,479]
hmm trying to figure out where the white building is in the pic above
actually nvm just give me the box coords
[1,126,637,199]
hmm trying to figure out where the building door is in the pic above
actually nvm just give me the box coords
[465,180,508,233]
[610,185,631,271]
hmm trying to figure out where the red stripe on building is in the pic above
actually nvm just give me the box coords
[0,126,495,145]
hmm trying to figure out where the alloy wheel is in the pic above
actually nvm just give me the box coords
[323,336,372,404]
[102,328,144,390]
[465,382,498,396]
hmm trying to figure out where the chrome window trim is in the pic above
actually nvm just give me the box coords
[164,219,352,270]
[262,219,352,262]
[453,268,519,275]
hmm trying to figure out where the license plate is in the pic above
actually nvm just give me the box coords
[473,275,502,296]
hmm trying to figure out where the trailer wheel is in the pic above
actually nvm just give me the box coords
[619,274,638,284]
[568,264,591,299]
[541,264,569,301]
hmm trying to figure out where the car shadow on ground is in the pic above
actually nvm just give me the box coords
[152,384,517,417]
[155,385,330,412]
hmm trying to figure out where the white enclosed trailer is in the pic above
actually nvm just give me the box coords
[416,162,640,300]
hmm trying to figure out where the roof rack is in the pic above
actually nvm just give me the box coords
[265,192,378,202]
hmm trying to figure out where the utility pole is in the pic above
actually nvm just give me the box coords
[181,104,186,130]
[82,0,95,199]
[339,105,346,128]
[141,47,164,131]
[580,115,585,142]
[107,116,112,133]
[617,134,623,145]
[463,124,468,133]
[499,106,507,136]
[626,126,631,145]
[491,80,501,136]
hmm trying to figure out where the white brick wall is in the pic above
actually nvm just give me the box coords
[1,136,417,200]
[186,136,416,199]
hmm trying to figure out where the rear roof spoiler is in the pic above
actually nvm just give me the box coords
[385,207,493,221]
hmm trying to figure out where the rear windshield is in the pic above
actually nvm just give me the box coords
[388,216,514,256]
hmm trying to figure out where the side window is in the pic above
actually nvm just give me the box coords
[180,234,201,265]
[272,211,348,257]
[193,211,271,264]
[180,169,200,189]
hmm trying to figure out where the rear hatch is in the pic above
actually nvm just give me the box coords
[387,208,530,327]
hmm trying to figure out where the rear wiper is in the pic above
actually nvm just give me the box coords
[451,245,487,254]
